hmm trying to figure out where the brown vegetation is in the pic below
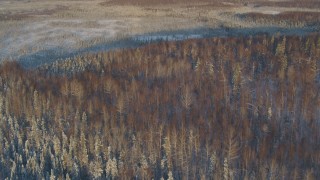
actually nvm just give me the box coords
[102,0,222,6]
[0,33,320,179]
[238,11,320,27]
[0,5,68,21]
[254,0,320,9]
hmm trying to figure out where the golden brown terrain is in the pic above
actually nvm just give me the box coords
[1,33,320,179]
[0,0,319,63]
[0,1,320,179]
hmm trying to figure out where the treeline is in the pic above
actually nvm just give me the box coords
[1,33,320,179]
[254,0,320,9]
[104,0,320,8]
[103,0,222,6]
[237,11,320,27]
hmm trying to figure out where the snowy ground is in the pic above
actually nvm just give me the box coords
[0,19,135,61]
[0,0,319,66]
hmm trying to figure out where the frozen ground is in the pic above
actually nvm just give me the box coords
[0,19,135,61]
[0,0,319,67]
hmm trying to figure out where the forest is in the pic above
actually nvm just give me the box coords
[237,11,320,27]
[0,33,320,179]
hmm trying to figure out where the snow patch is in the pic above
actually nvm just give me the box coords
[261,10,280,15]
[0,19,129,61]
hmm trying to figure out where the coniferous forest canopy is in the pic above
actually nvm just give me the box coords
[0,33,319,179]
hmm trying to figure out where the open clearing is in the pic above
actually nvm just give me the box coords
[0,0,319,65]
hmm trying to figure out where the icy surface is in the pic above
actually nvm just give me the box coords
[0,19,127,61]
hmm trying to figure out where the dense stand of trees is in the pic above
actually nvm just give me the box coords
[104,0,223,6]
[238,12,320,27]
[0,33,320,179]
[104,0,320,8]
[254,1,320,9]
